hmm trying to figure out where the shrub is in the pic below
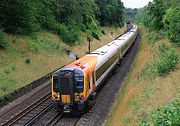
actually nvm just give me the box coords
[153,44,179,76]
[151,98,180,126]
[82,15,101,40]
[0,28,8,49]
[138,97,180,126]
[101,30,106,35]
[163,7,180,44]
[148,31,166,44]
[0,75,15,95]
[55,23,80,43]
[28,34,60,54]
[25,58,31,64]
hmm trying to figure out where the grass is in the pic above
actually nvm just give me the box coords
[105,26,180,126]
[0,26,126,99]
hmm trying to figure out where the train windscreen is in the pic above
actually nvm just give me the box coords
[60,76,71,94]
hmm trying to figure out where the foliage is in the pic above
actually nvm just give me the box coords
[0,0,124,43]
[0,75,16,101]
[124,8,138,22]
[95,0,124,27]
[138,97,180,126]
[163,7,180,44]
[0,0,39,34]
[148,0,166,31]
[25,59,31,64]
[56,23,80,43]
[151,97,180,126]
[152,44,179,76]
[82,15,102,39]
[28,34,61,54]
[148,30,166,44]
[0,28,8,49]
[135,0,180,43]
[35,0,60,31]
[139,44,179,77]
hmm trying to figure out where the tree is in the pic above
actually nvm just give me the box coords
[95,0,124,26]
[0,0,39,34]
[163,6,180,44]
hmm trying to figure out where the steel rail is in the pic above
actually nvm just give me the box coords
[0,84,51,117]
[44,113,63,126]
[2,92,51,126]
[24,103,53,126]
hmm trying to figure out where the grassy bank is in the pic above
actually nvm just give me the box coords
[106,26,180,126]
[0,26,125,100]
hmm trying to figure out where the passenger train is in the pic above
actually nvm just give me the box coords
[52,24,138,113]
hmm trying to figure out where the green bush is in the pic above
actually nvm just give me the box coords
[55,23,80,43]
[25,58,31,64]
[0,28,8,49]
[82,15,101,40]
[0,75,16,98]
[151,98,180,126]
[163,7,180,44]
[138,97,180,126]
[153,44,179,76]
[148,31,166,44]
[28,34,60,54]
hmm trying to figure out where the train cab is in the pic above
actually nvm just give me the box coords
[52,68,85,113]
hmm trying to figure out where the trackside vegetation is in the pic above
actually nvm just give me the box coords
[0,0,124,43]
[135,0,180,45]
[140,44,179,77]
[0,28,7,49]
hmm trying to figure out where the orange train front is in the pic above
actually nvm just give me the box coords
[52,25,138,113]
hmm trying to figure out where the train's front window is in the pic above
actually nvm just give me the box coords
[74,76,83,92]
[53,76,59,92]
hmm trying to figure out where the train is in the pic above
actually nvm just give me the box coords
[52,24,138,113]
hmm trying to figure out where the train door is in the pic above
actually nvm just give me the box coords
[88,72,93,95]
[92,71,96,91]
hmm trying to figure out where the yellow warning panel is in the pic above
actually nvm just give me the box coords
[61,95,71,104]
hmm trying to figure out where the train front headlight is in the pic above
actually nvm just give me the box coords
[53,93,60,99]
[75,94,80,101]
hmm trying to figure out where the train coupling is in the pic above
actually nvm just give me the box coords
[63,105,72,113]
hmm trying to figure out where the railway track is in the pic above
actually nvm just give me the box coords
[0,83,51,117]
[0,86,52,126]
[44,113,63,126]
[33,109,81,126]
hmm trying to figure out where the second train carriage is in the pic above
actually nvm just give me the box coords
[52,25,138,113]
